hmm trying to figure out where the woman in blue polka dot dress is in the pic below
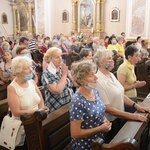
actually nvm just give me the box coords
[70,61,112,150]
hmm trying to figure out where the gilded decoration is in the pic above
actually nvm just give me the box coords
[9,0,35,36]
[72,0,105,36]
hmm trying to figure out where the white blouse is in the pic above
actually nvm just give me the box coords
[96,70,124,121]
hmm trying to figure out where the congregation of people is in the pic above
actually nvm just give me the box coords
[0,31,150,150]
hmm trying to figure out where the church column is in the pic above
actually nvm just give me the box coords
[96,0,101,32]
[16,10,20,33]
[13,8,17,35]
[28,2,32,33]
[72,0,77,32]
[100,0,105,32]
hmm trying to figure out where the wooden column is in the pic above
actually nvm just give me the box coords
[100,0,105,32]
[72,0,78,32]
[28,2,32,33]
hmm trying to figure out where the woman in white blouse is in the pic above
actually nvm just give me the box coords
[93,49,150,143]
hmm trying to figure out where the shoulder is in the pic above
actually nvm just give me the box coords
[7,84,15,93]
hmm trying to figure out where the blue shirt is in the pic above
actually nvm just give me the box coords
[70,89,106,150]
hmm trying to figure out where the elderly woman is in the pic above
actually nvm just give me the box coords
[116,35,125,57]
[117,45,146,112]
[1,41,10,51]
[41,47,74,113]
[16,45,38,84]
[60,36,69,63]
[93,49,149,143]
[70,61,111,149]
[80,48,93,61]
[7,56,49,149]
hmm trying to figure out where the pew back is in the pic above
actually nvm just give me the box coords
[21,103,70,150]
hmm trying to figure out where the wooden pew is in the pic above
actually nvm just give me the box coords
[136,59,150,98]
[0,99,8,127]
[21,103,70,150]
[0,83,9,100]
[92,94,150,149]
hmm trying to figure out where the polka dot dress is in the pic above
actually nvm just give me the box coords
[70,89,106,150]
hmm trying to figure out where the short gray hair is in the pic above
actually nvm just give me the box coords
[11,56,32,75]
[117,35,123,41]
[71,61,97,86]
[93,49,113,66]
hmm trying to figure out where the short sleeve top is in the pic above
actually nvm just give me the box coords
[70,89,106,150]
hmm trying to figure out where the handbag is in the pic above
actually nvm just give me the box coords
[0,114,25,150]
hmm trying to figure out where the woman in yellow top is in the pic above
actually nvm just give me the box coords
[117,45,146,113]
[116,35,125,57]
[107,36,118,53]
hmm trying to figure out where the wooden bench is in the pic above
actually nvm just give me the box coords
[136,59,150,98]
[0,83,9,100]
[0,99,8,127]
[21,103,70,150]
[92,94,150,149]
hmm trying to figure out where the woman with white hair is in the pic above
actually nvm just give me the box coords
[7,56,49,149]
[41,47,74,113]
[7,56,49,118]
[93,49,149,143]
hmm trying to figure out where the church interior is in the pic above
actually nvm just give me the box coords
[0,0,150,150]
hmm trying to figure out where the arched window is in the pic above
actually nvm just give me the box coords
[1,13,8,24]
[62,10,69,23]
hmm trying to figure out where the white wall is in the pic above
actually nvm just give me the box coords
[44,0,72,38]
[104,0,127,36]
[0,0,13,37]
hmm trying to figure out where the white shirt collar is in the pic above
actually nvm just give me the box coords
[48,61,57,75]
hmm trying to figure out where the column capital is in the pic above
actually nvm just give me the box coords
[96,0,100,3]
[100,0,105,4]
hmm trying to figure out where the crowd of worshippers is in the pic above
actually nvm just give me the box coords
[0,32,150,149]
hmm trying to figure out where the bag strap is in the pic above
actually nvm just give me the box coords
[7,107,12,117]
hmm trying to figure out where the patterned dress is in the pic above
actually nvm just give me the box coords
[41,68,73,113]
[70,89,106,150]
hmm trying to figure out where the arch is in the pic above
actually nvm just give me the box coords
[62,10,69,23]
[1,13,8,24]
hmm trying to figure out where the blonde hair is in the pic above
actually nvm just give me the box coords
[2,41,9,49]
[93,49,113,66]
[11,56,32,75]
[43,47,62,63]
[71,61,97,86]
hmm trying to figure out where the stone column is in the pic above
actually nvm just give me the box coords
[96,0,101,32]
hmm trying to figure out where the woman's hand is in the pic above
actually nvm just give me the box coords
[135,104,150,113]
[99,118,112,133]
[60,63,68,77]
[134,80,146,88]
[132,113,147,122]
[43,106,49,114]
